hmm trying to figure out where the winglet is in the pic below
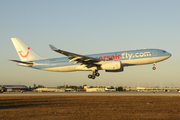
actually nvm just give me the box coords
[49,44,58,50]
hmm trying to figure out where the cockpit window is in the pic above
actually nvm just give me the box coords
[162,51,166,53]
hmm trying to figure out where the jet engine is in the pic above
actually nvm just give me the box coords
[101,61,122,70]
[105,67,124,72]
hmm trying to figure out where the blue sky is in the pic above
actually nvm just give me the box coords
[0,0,179,87]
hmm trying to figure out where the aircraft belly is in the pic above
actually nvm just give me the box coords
[121,56,169,65]
[41,66,76,72]
[41,65,90,72]
[75,65,92,71]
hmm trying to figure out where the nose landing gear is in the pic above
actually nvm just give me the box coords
[88,71,100,80]
[152,63,156,70]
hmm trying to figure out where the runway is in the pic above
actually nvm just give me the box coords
[1,91,180,96]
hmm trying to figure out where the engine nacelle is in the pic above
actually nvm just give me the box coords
[105,67,124,72]
[101,61,121,70]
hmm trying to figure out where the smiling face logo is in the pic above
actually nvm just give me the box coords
[18,47,30,58]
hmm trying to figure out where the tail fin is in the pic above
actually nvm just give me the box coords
[11,38,44,61]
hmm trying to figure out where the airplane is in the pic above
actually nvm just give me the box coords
[0,84,28,93]
[9,38,172,80]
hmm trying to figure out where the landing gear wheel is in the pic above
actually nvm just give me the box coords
[89,70,98,79]
[88,74,92,79]
[95,73,100,77]
[93,72,96,75]
[91,75,95,79]
[152,63,156,70]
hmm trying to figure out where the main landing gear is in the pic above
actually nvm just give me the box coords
[152,63,156,70]
[88,70,100,80]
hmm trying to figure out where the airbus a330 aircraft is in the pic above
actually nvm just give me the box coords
[10,38,171,79]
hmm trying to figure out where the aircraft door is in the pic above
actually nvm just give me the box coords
[45,60,50,66]
[152,50,158,56]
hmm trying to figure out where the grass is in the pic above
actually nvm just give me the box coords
[0,96,180,120]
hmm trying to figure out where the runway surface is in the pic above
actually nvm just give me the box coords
[1,92,180,96]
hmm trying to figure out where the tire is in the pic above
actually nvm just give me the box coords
[88,75,92,79]
[92,75,95,79]
[96,73,100,77]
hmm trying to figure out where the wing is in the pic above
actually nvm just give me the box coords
[49,45,104,68]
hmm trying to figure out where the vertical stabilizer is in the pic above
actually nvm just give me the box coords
[11,38,44,61]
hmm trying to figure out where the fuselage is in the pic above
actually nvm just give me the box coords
[18,49,171,72]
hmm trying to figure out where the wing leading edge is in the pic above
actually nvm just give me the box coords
[49,45,104,68]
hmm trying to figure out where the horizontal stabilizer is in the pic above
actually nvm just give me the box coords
[9,59,34,66]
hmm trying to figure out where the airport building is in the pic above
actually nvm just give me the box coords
[86,88,105,92]
[36,88,65,92]
[34,86,180,93]
[84,86,114,89]
[137,86,180,92]
[84,86,116,92]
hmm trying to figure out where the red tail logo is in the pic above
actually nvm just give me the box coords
[18,47,30,58]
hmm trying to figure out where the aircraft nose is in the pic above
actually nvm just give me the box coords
[168,52,172,57]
